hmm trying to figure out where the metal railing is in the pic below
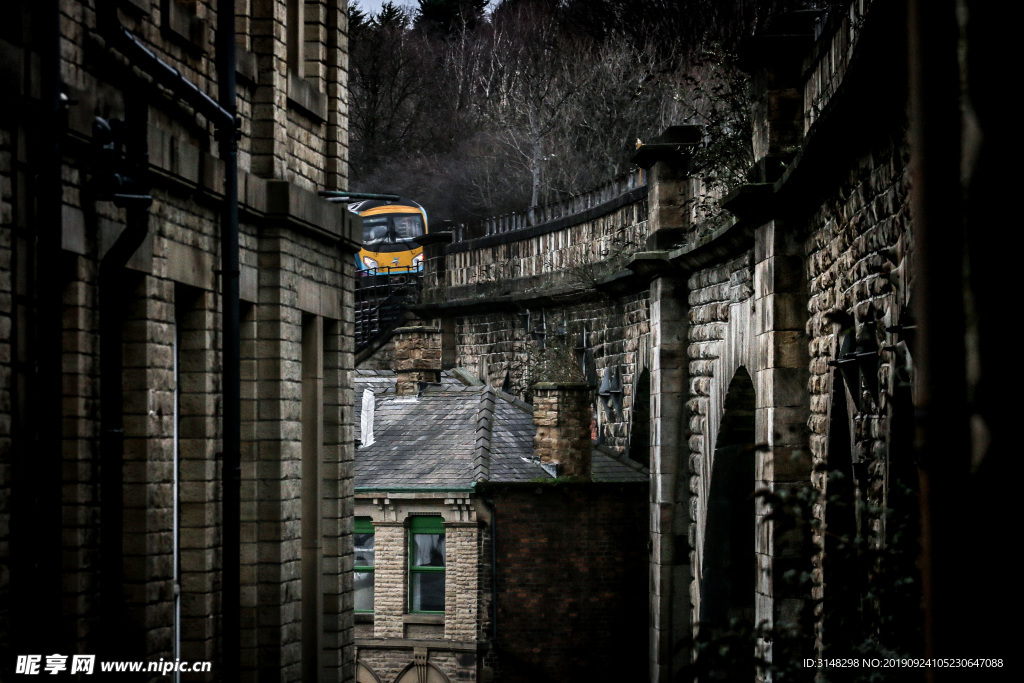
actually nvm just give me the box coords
[354,266,424,352]
[454,170,646,242]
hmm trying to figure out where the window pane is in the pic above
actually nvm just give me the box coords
[362,216,389,244]
[412,533,445,568]
[355,533,375,567]
[354,571,374,612]
[411,572,445,612]
[393,214,425,240]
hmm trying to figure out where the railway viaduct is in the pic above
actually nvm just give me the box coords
[362,0,1015,679]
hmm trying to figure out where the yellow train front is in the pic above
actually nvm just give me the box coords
[348,198,428,274]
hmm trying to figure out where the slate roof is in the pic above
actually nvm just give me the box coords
[354,370,648,490]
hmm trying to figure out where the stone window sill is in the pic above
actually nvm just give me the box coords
[402,614,444,625]
[237,50,258,87]
[287,72,327,123]
[121,0,150,15]
[355,613,374,625]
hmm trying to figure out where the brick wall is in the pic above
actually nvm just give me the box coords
[481,482,647,683]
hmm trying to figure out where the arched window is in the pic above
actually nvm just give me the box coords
[356,662,383,683]
[395,661,450,683]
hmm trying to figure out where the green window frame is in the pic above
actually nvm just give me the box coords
[408,516,445,614]
[354,517,375,613]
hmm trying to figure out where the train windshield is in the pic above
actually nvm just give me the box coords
[362,213,426,245]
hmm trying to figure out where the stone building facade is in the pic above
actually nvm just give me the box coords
[408,0,1011,680]
[1,1,358,680]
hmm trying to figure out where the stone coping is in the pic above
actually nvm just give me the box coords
[445,186,647,254]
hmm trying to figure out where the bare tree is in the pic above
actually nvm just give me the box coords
[348,0,776,223]
[478,1,600,212]
[349,3,427,174]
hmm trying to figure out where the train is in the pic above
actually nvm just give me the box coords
[347,198,429,274]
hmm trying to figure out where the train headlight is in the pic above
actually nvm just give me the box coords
[412,254,424,269]
[362,256,378,269]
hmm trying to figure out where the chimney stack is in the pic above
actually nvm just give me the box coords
[532,382,592,478]
[392,322,442,395]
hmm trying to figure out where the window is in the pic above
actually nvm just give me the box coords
[286,0,306,75]
[409,516,445,613]
[360,213,426,245]
[354,518,375,612]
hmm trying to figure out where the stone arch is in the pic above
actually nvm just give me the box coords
[820,367,865,654]
[355,661,383,683]
[394,660,451,683]
[699,367,757,629]
[629,367,651,467]
[691,293,757,603]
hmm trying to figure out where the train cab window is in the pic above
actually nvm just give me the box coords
[361,214,426,244]
[394,215,425,240]
[363,217,390,245]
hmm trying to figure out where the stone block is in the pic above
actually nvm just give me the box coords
[756,367,808,409]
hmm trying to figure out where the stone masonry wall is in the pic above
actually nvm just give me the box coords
[685,251,755,464]
[356,498,482,683]
[427,197,647,300]
[242,0,349,190]
[392,324,442,396]
[803,133,912,654]
[684,250,756,622]
[371,522,407,640]
[0,1,357,680]
[445,523,479,644]
[452,294,650,455]
[805,136,909,484]
[358,649,462,683]
[411,191,654,459]
[532,383,592,477]
[803,0,874,135]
